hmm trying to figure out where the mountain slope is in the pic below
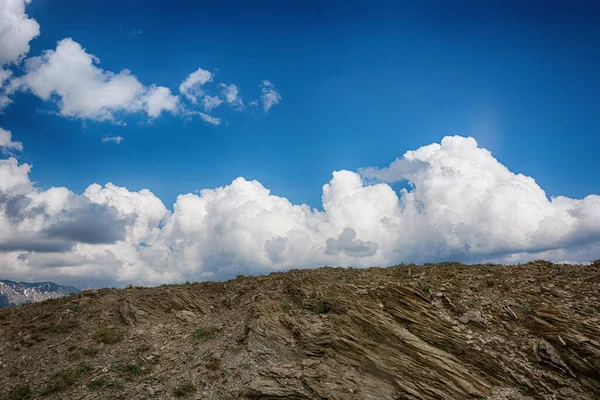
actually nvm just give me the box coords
[0,261,599,399]
[0,280,80,308]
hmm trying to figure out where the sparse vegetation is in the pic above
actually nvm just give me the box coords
[7,384,31,400]
[312,301,330,314]
[70,304,83,312]
[193,326,218,340]
[88,378,107,389]
[583,306,597,315]
[173,382,196,397]
[126,363,142,376]
[279,299,292,311]
[94,326,124,344]
[418,279,431,293]
[37,320,78,334]
[67,345,82,360]
[41,368,80,395]
[135,344,151,353]
[205,356,221,371]
[82,347,99,357]
[522,302,533,313]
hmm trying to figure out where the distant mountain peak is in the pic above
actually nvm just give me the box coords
[0,279,80,307]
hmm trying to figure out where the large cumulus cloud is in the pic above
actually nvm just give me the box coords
[0,0,39,65]
[0,0,40,109]
[0,134,598,288]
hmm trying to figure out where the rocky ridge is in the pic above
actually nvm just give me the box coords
[0,261,599,399]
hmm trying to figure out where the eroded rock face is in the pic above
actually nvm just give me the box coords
[0,262,599,399]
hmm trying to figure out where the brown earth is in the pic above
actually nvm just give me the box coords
[0,260,599,400]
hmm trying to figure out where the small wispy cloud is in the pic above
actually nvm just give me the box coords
[102,135,124,144]
[129,29,143,39]
[199,113,221,126]
[253,80,281,113]
[202,95,223,112]
[179,67,214,104]
[219,83,243,110]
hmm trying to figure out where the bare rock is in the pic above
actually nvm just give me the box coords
[459,310,486,325]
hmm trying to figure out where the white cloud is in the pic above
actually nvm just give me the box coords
[198,112,221,126]
[0,3,279,123]
[220,83,243,109]
[2,134,597,288]
[179,67,213,104]
[10,38,181,121]
[202,95,222,112]
[0,128,23,151]
[0,69,12,108]
[12,38,145,120]
[101,136,123,144]
[0,0,40,66]
[254,80,281,113]
[0,69,12,86]
[144,85,179,118]
[128,29,143,39]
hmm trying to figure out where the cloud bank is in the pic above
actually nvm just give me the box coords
[0,134,598,288]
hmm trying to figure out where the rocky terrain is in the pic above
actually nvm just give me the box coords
[0,280,80,308]
[0,261,599,400]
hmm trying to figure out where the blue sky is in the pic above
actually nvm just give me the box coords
[4,0,599,208]
[0,0,599,287]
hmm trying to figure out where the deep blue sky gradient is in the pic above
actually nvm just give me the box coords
[2,0,599,208]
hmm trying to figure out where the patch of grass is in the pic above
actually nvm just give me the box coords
[41,369,79,395]
[312,301,330,314]
[88,378,107,389]
[173,382,196,397]
[70,304,83,312]
[521,302,533,313]
[82,347,99,357]
[279,299,292,312]
[8,384,31,400]
[205,357,221,371]
[94,326,124,344]
[418,280,431,294]
[76,362,92,374]
[37,320,79,334]
[438,261,465,268]
[583,306,598,315]
[126,363,142,376]
[67,346,82,361]
[192,326,218,341]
